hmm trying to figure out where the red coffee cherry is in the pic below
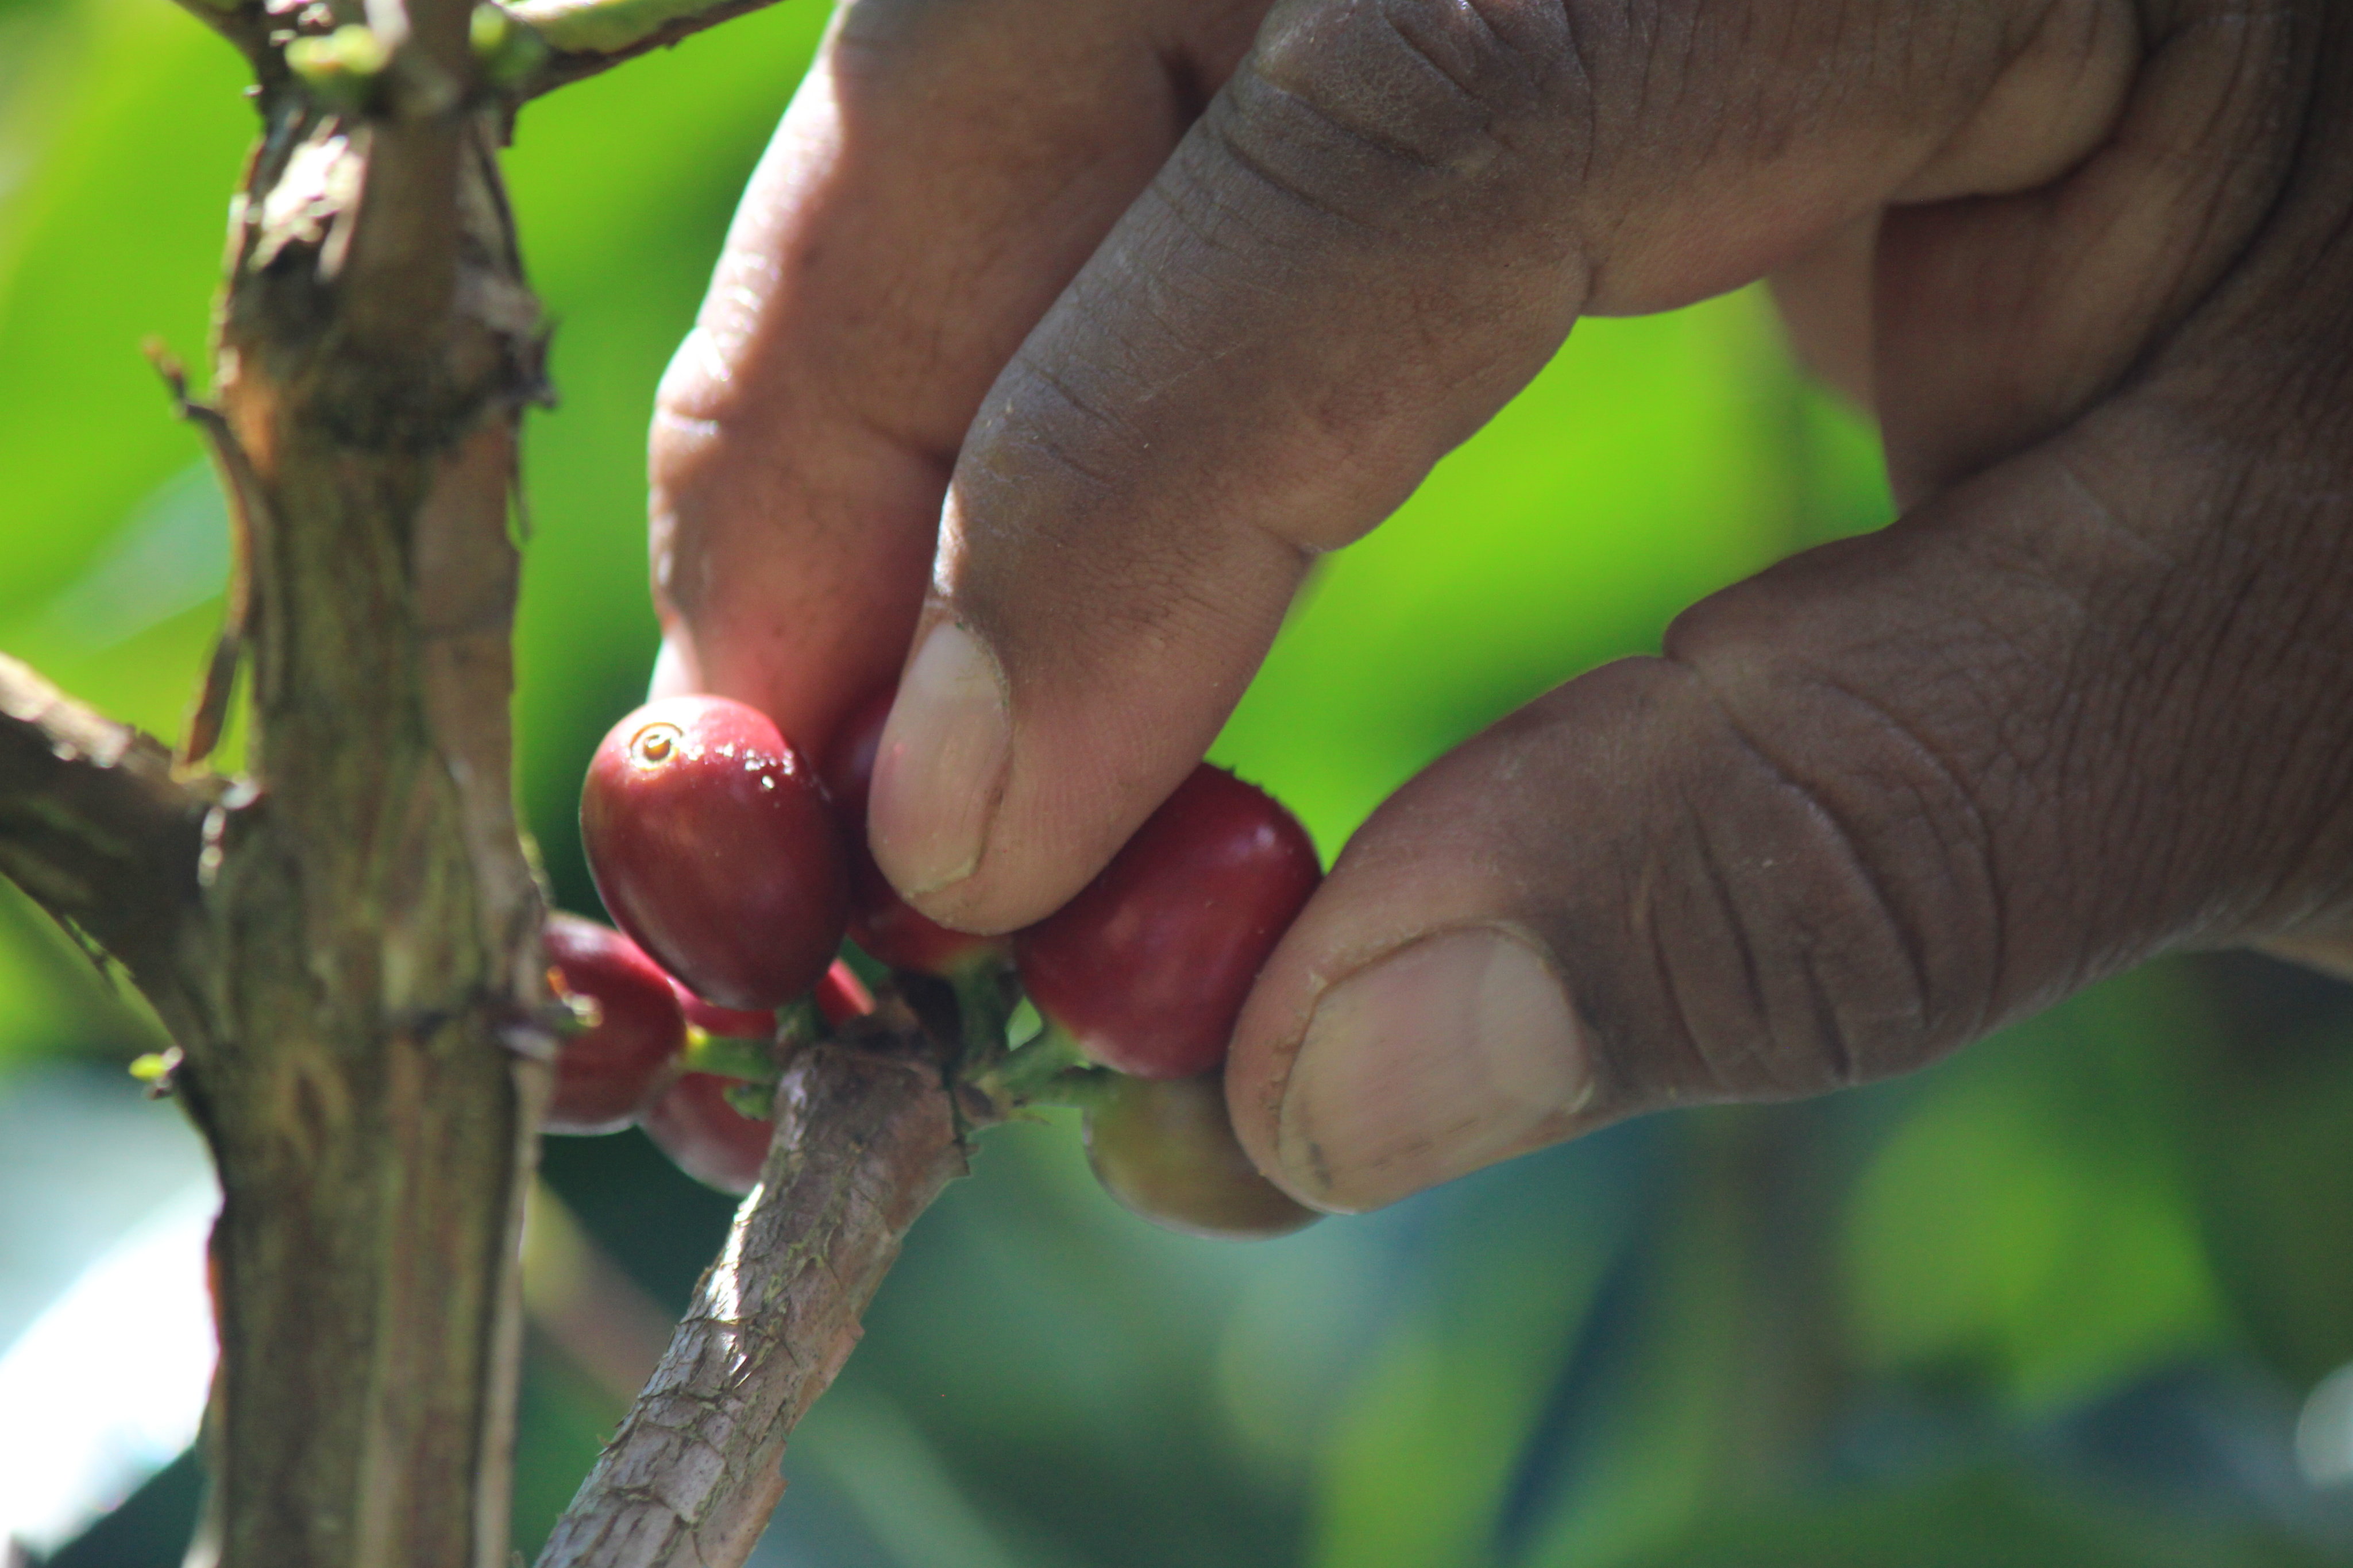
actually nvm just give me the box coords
[581,696,851,1011]
[821,688,1009,979]
[1015,766,1319,1079]
[640,1072,774,1195]
[1084,1073,1319,1239]
[542,912,686,1134]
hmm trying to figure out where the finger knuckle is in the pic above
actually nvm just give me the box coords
[1212,0,1598,230]
[1626,656,2007,1102]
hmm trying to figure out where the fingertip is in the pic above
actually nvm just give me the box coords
[1237,924,1591,1212]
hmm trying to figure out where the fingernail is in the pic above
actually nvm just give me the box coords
[870,621,1012,898]
[1276,928,1589,1212]
[647,634,702,700]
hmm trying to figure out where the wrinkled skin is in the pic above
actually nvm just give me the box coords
[648,0,2353,1212]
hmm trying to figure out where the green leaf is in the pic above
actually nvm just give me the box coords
[1613,1462,2332,1568]
[1842,967,2229,1413]
[2178,970,2353,1383]
[0,0,252,628]
[1309,1175,1627,1568]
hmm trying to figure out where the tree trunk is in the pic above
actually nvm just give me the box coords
[180,45,551,1567]
[0,0,952,1560]
[2,8,555,1556]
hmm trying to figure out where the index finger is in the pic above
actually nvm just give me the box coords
[650,0,1264,754]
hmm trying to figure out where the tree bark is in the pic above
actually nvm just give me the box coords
[177,46,553,1559]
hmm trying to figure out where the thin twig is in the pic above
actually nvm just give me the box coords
[537,1033,993,1568]
[502,0,792,96]
[159,0,272,67]
[0,653,221,981]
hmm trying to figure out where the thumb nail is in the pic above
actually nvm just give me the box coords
[869,620,1012,899]
[1275,928,1590,1212]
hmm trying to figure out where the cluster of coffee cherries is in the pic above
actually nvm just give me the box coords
[546,690,1322,1239]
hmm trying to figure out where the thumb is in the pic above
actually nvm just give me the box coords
[1227,396,2353,1211]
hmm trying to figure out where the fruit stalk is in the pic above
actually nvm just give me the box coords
[537,1031,986,1568]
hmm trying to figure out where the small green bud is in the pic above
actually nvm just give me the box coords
[470,3,550,91]
[468,2,508,51]
[285,24,391,108]
[129,1046,186,1099]
[722,1077,777,1122]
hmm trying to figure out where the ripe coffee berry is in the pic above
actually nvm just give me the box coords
[1085,1073,1318,1239]
[640,1072,774,1195]
[542,913,686,1134]
[1015,765,1319,1079]
[582,696,850,1012]
[821,688,1008,978]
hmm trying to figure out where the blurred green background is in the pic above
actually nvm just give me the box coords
[6,0,2353,1562]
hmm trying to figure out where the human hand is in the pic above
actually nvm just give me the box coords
[650,0,2353,1212]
